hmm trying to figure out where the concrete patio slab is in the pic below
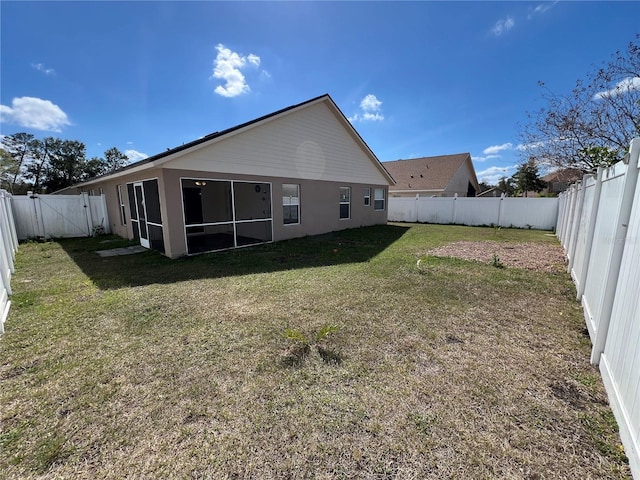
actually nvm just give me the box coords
[96,245,147,257]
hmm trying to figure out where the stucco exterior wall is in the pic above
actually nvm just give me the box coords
[88,167,388,258]
[162,168,388,257]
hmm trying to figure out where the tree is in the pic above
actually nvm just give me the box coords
[42,140,88,192]
[519,36,640,173]
[0,149,17,191]
[103,147,129,173]
[478,181,493,193]
[1,132,130,192]
[26,137,58,193]
[0,132,35,193]
[497,176,516,196]
[512,160,546,197]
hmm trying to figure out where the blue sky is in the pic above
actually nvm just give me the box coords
[1,1,638,184]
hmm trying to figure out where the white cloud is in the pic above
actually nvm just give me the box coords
[472,154,500,162]
[361,94,382,112]
[211,44,261,98]
[349,94,384,122]
[476,165,517,184]
[124,149,148,162]
[528,1,558,18]
[534,3,552,14]
[483,143,513,155]
[516,141,544,151]
[31,63,56,75]
[492,16,515,36]
[593,77,640,100]
[247,54,260,67]
[0,96,71,131]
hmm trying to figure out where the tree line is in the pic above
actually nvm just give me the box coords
[479,160,548,197]
[0,133,129,194]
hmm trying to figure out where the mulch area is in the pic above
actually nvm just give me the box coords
[427,240,568,273]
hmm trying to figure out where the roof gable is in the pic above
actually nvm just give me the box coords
[383,153,473,191]
[79,94,393,186]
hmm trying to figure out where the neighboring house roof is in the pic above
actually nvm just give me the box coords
[383,153,478,194]
[70,94,394,188]
[542,168,584,194]
[542,168,584,184]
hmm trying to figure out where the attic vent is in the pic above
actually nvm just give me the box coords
[410,175,414,178]
[420,174,423,178]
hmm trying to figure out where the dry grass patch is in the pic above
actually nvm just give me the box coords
[427,240,567,272]
[0,225,630,479]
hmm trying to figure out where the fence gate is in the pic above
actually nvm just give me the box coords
[11,192,110,240]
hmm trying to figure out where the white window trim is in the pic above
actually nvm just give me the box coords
[282,183,300,226]
[364,187,371,206]
[374,188,386,211]
[117,184,126,225]
[339,186,351,220]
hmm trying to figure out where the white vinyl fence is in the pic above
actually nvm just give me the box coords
[557,137,640,479]
[388,195,559,230]
[0,190,19,334]
[12,192,110,240]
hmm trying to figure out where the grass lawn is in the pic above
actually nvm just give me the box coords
[0,224,630,479]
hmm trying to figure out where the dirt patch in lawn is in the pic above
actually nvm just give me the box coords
[428,240,567,272]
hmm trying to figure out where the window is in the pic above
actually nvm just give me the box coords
[282,184,300,225]
[363,187,371,206]
[374,188,385,210]
[117,184,126,225]
[339,187,350,219]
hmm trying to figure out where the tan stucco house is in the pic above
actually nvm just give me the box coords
[63,94,394,258]
[383,153,479,198]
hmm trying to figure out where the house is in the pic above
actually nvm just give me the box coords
[383,153,479,198]
[542,168,584,194]
[63,94,394,258]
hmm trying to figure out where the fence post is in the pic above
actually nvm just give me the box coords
[562,185,576,248]
[590,138,640,365]
[452,193,458,224]
[555,192,564,235]
[82,192,94,236]
[575,169,603,300]
[5,193,18,251]
[497,193,505,227]
[29,191,47,238]
[0,195,15,274]
[567,180,585,272]
[414,194,419,223]
[0,197,12,296]
[561,185,575,243]
[557,189,567,240]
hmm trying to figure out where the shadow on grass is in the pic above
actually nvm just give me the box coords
[57,224,410,289]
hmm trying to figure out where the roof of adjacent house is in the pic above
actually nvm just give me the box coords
[383,153,475,192]
[69,94,394,188]
[542,168,584,183]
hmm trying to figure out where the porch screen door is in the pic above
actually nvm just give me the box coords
[133,182,150,248]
